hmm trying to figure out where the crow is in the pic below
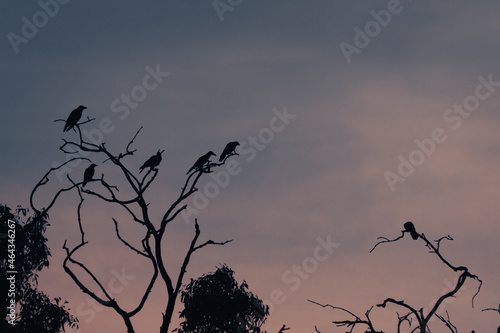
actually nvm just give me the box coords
[219,141,240,162]
[187,151,216,174]
[139,150,164,173]
[64,105,87,132]
[82,163,97,187]
[403,221,419,240]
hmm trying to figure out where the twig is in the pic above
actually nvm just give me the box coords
[112,218,147,257]
[370,232,405,253]
[436,311,458,333]
[278,324,290,333]
[308,300,378,333]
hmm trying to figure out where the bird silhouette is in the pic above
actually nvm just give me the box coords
[64,105,87,132]
[82,163,97,187]
[403,221,419,240]
[187,151,216,174]
[139,150,164,173]
[219,141,240,162]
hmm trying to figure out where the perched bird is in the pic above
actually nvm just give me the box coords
[139,150,164,173]
[219,141,240,162]
[403,221,419,240]
[82,163,97,187]
[187,151,216,174]
[64,105,87,132]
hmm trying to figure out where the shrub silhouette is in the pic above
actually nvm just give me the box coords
[179,264,269,333]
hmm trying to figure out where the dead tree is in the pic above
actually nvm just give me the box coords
[310,221,482,333]
[30,116,238,333]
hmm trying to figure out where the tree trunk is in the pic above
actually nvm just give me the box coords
[160,296,177,333]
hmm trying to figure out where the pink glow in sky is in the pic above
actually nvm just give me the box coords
[1,1,500,332]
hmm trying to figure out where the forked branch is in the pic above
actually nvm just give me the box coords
[314,222,483,333]
[308,300,379,333]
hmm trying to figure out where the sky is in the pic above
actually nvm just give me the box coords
[1,0,500,332]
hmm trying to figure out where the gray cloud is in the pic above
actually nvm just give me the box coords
[2,1,500,332]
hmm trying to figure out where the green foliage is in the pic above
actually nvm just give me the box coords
[179,264,269,333]
[0,204,78,332]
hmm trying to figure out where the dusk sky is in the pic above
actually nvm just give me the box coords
[1,1,500,332]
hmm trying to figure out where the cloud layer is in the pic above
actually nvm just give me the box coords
[2,1,500,332]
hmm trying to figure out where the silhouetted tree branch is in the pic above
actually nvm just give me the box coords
[31,118,237,333]
[312,222,482,333]
[375,223,481,332]
[370,233,405,253]
[482,303,500,315]
[30,157,91,216]
[482,304,500,332]
[395,312,413,333]
[308,300,379,333]
[278,324,290,333]
[435,311,458,333]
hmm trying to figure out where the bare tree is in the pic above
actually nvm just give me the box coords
[310,221,482,333]
[30,116,238,333]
